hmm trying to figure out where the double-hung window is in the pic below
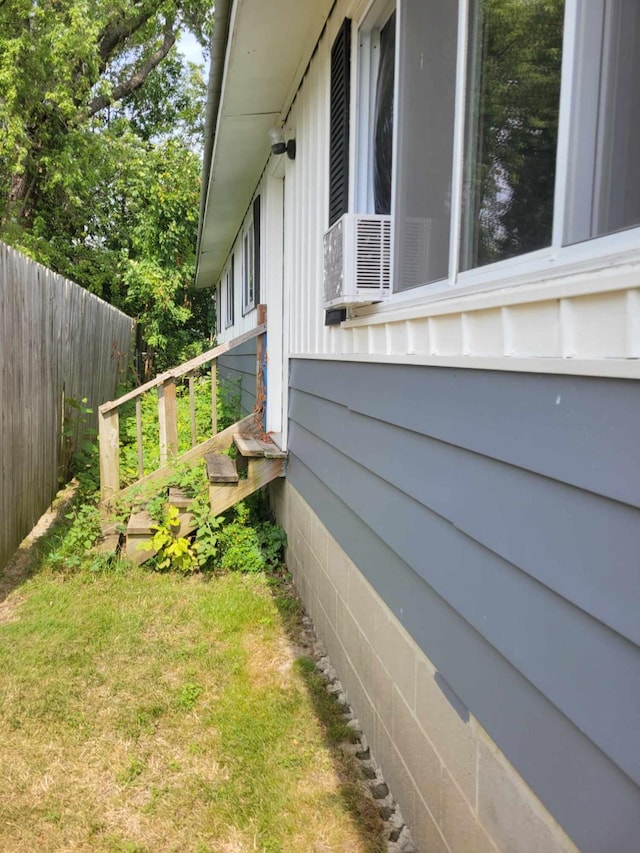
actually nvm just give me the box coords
[242,196,261,315]
[332,0,640,305]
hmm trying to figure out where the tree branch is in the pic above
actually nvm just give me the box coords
[88,26,176,117]
[97,4,161,71]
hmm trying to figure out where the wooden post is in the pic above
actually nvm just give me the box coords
[135,396,144,480]
[211,360,218,435]
[255,304,267,432]
[99,407,120,501]
[158,377,178,465]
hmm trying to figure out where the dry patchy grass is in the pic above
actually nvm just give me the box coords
[0,566,385,853]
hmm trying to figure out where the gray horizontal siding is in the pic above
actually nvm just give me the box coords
[287,358,640,853]
[218,338,256,417]
[292,360,640,509]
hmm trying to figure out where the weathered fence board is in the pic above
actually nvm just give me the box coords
[0,242,134,570]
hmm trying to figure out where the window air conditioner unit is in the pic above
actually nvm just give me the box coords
[323,213,392,309]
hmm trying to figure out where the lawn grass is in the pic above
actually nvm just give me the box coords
[0,563,385,852]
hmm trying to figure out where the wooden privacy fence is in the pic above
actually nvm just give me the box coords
[99,309,267,501]
[0,242,134,570]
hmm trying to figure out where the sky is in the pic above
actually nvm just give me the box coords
[177,30,206,68]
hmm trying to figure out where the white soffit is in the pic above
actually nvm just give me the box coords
[196,0,334,288]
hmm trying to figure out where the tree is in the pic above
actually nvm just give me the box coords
[0,0,212,376]
[121,138,212,376]
[0,0,211,226]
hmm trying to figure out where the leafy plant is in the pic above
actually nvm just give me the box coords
[216,502,287,574]
[148,506,198,574]
[191,494,224,571]
[46,501,102,573]
[256,522,288,568]
[59,395,98,490]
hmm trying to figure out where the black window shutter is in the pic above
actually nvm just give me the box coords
[329,19,351,227]
[253,195,261,305]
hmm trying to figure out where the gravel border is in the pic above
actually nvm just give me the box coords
[299,614,418,853]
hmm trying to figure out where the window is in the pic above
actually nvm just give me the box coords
[565,0,640,244]
[337,0,640,306]
[354,0,458,290]
[373,11,395,216]
[394,0,457,289]
[242,196,261,315]
[242,225,254,315]
[215,283,221,336]
[460,0,564,271]
[224,257,234,328]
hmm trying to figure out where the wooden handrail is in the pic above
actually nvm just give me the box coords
[99,324,267,414]
[98,316,267,501]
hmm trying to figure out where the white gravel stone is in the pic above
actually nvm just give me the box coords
[397,826,417,852]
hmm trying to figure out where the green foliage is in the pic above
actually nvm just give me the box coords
[217,502,287,574]
[0,0,213,375]
[176,680,203,711]
[59,396,100,493]
[190,495,224,571]
[148,505,198,574]
[46,501,103,573]
[217,376,243,432]
[256,522,288,569]
[118,375,243,486]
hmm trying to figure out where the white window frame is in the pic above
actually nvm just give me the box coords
[241,217,255,315]
[346,0,640,321]
[215,282,222,336]
[353,0,397,216]
[224,258,235,328]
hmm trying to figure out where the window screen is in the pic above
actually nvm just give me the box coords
[394,0,458,290]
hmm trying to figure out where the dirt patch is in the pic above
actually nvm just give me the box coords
[0,481,78,620]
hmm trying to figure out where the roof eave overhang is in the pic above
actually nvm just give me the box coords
[195,0,334,288]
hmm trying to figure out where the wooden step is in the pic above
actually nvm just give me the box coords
[95,532,121,555]
[126,510,156,564]
[233,433,287,458]
[168,487,194,510]
[125,508,196,565]
[209,456,286,517]
[205,452,239,483]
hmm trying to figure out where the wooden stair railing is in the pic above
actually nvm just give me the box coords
[98,429,287,565]
[98,315,267,502]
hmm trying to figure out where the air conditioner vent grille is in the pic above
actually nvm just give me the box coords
[323,216,344,302]
[323,214,392,309]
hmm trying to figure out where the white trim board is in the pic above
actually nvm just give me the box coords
[290,352,640,380]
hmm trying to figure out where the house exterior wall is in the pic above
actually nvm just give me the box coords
[272,359,640,853]
[279,0,640,380]
[271,477,581,853]
[206,1,640,849]
[217,338,257,418]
